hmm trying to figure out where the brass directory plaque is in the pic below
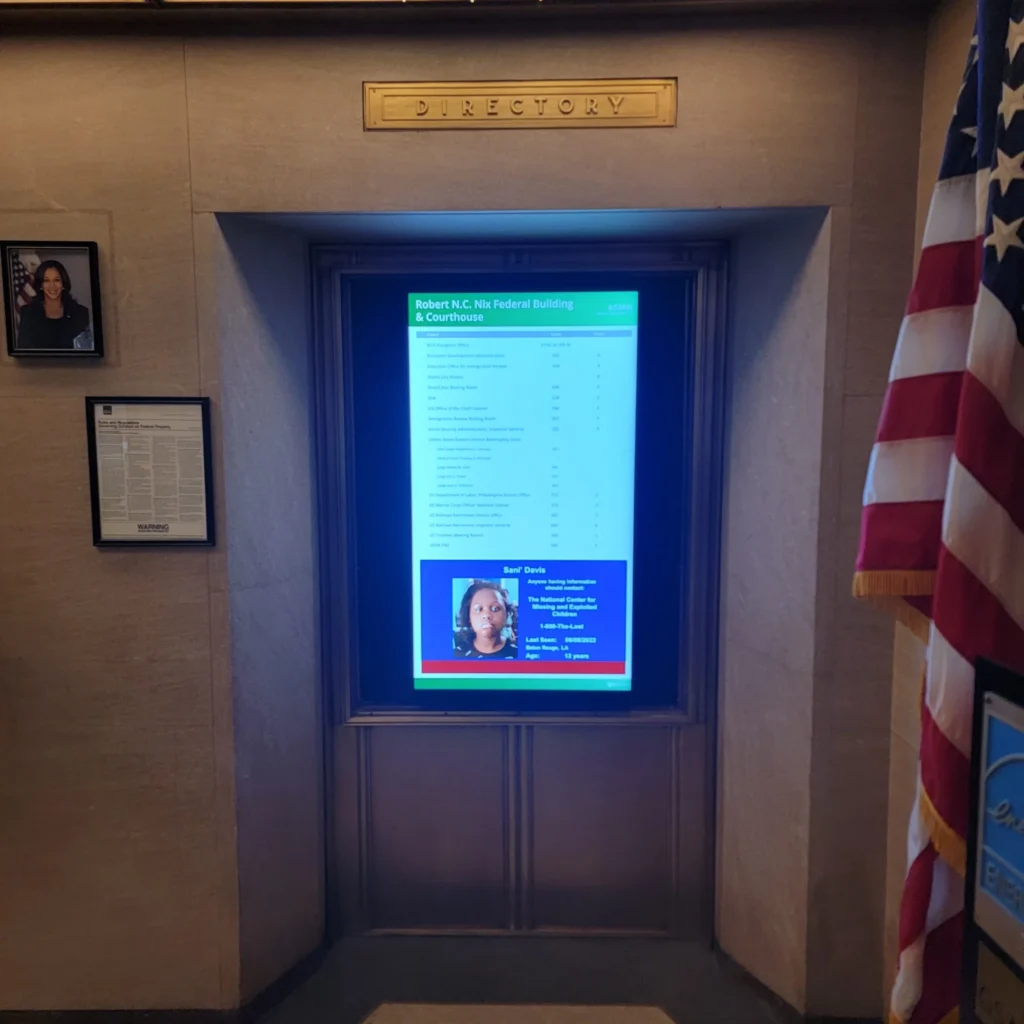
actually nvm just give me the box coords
[363,79,676,130]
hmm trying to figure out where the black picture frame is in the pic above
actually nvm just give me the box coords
[85,396,216,547]
[2,240,105,358]
[962,657,1024,1024]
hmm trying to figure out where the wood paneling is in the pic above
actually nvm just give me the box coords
[0,10,932,1012]
[0,395,229,1010]
[337,723,706,937]
[183,26,859,214]
[365,726,510,931]
[842,21,924,399]
[717,213,828,1012]
[195,216,324,1002]
[333,725,363,935]
[526,726,677,934]
[676,728,711,936]
[0,41,200,399]
[0,40,236,1009]
[915,0,979,258]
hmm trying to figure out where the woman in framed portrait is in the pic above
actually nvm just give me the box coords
[17,259,93,351]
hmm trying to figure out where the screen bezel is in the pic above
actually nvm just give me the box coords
[312,242,728,724]
[407,288,640,698]
[350,275,668,714]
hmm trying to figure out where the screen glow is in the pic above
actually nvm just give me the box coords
[408,291,638,691]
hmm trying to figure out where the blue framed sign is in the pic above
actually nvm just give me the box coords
[964,659,1024,1024]
[975,690,1024,967]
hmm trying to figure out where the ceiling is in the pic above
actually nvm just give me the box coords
[0,0,935,15]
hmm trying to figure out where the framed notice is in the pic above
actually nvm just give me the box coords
[85,397,215,547]
[963,658,1024,1024]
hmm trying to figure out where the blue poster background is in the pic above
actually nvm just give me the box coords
[980,712,1024,926]
[420,559,627,663]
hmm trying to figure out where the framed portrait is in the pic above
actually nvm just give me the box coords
[85,397,215,547]
[2,241,104,358]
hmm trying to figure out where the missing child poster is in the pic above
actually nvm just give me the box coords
[86,398,214,546]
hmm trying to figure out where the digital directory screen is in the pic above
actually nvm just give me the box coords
[408,291,638,691]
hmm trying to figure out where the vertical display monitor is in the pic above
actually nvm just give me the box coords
[408,291,638,692]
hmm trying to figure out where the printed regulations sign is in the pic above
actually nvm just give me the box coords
[963,659,1024,1024]
[85,397,215,546]
[363,79,676,130]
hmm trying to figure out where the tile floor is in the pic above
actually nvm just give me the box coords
[364,1007,672,1024]
[258,937,799,1024]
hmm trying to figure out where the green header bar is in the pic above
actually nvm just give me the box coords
[409,291,638,327]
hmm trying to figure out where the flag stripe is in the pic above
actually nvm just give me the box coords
[965,284,1024,439]
[893,933,926,1022]
[890,307,972,382]
[925,627,975,758]
[932,547,1024,676]
[921,173,983,247]
[924,852,964,933]
[864,437,955,504]
[857,502,944,573]
[920,698,971,848]
[906,238,982,315]
[876,373,963,441]
[856,18,1024,1024]
[956,371,1024,533]
[906,912,964,1024]
[942,458,1024,634]
[894,937,927,1016]
[906,775,930,869]
[899,843,938,950]
[905,595,934,620]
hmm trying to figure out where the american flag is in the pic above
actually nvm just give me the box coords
[854,1,1024,1021]
[9,250,36,312]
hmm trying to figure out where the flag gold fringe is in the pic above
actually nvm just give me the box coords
[851,572,934,643]
[852,569,936,597]
[919,783,967,878]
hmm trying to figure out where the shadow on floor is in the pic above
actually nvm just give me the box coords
[257,937,798,1024]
